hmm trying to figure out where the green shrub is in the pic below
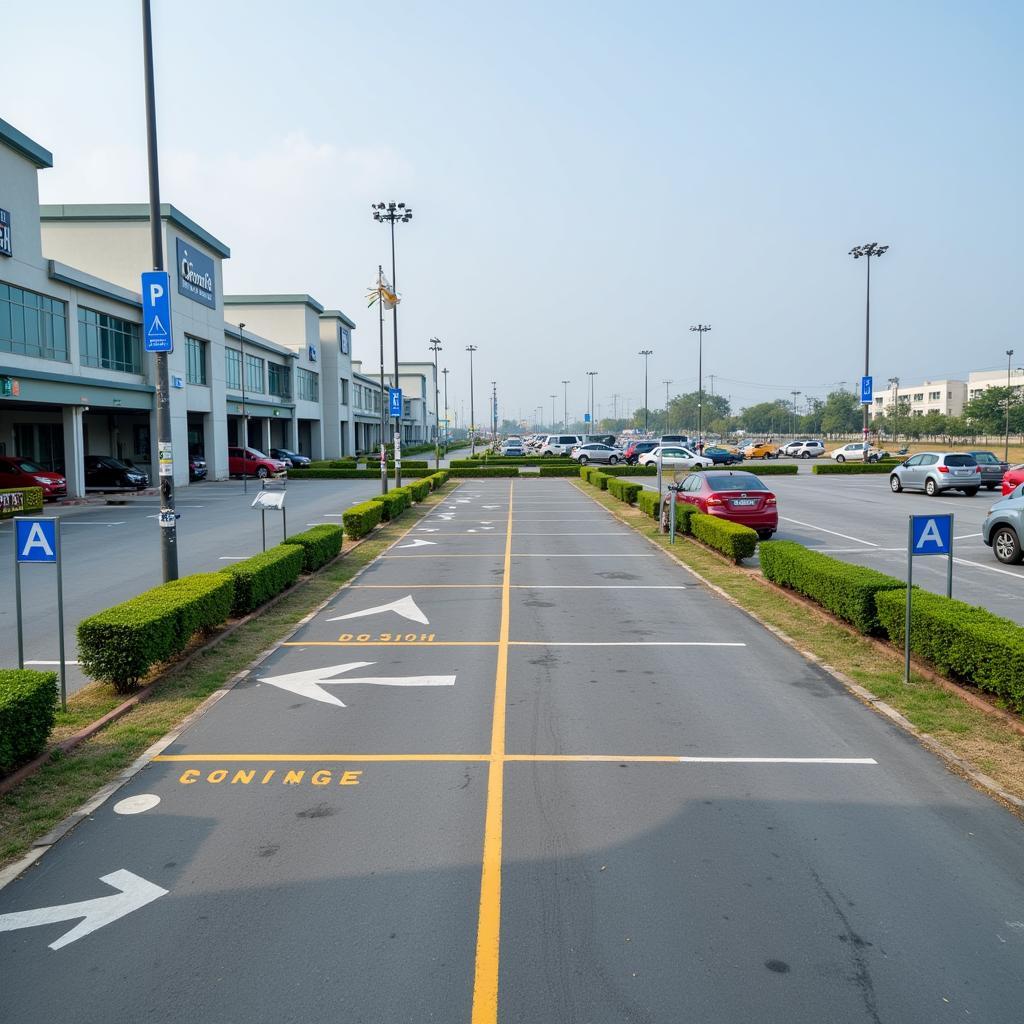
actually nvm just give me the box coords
[601,464,657,476]
[221,545,304,616]
[812,462,895,475]
[607,478,641,503]
[875,589,1024,710]
[450,466,519,477]
[689,513,758,562]
[731,463,799,476]
[0,669,59,773]
[307,459,357,469]
[0,487,44,519]
[759,540,904,633]
[343,500,384,539]
[288,468,432,479]
[454,457,575,467]
[409,479,431,502]
[78,573,235,691]
[426,470,449,489]
[372,487,414,520]
[637,489,661,518]
[588,470,610,490]
[538,464,582,476]
[282,524,344,571]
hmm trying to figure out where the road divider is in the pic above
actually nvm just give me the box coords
[221,545,305,616]
[0,670,58,773]
[812,461,900,474]
[281,524,344,572]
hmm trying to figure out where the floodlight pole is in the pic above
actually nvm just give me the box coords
[639,349,653,433]
[562,380,570,430]
[850,242,889,443]
[467,345,477,455]
[689,325,711,450]
[1006,349,1015,464]
[429,338,442,469]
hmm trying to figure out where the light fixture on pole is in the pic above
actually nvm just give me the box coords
[441,367,449,452]
[689,325,711,450]
[372,200,413,486]
[849,242,889,444]
[490,381,497,439]
[790,390,801,437]
[429,338,442,470]
[638,349,653,433]
[887,376,900,444]
[1006,349,1015,464]
[586,371,598,434]
[466,345,477,456]
[561,380,570,430]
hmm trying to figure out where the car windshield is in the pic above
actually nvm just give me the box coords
[945,455,977,466]
[14,459,46,472]
[705,474,768,491]
[971,452,998,464]
[248,449,269,459]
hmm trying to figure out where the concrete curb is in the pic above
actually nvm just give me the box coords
[572,481,1024,816]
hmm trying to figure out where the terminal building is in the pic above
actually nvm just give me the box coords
[0,117,437,496]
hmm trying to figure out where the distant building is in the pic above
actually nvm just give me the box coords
[870,379,966,419]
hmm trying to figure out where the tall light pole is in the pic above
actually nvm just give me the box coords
[662,380,672,433]
[586,371,598,435]
[441,367,449,452]
[561,380,570,430]
[550,393,557,429]
[239,322,248,495]
[639,349,653,433]
[429,338,442,469]
[790,390,801,436]
[490,381,497,439]
[888,376,900,443]
[466,345,477,455]
[1006,349,1015,463]
[849,242,889,444]
[141,0,178,581]
[372,200,412,486]
[689,325,711,450]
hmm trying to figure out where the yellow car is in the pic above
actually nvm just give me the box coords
[741,441,779,460]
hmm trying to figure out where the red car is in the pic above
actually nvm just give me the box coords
[227,447,288,479]
[0,456,67,499]
[1002,465,1024,496]
[663,468,778,539]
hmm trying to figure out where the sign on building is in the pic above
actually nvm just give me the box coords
[0,207,11,257]
[176,238,216,309]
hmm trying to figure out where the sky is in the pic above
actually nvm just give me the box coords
[5,1,1023,426]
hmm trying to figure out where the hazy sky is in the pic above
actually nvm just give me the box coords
[6,1,1022,424]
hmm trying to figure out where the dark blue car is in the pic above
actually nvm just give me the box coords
[703,446,744,466]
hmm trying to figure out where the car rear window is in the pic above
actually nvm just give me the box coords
[970,452,998,464]
[705,474,768,491]
[945,455,977,466]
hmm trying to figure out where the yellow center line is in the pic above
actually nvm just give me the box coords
[472,480,513,1024]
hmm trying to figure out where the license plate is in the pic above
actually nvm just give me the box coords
[731,498,756,507]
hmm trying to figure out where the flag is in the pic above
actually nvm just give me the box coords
[366,271,400,309]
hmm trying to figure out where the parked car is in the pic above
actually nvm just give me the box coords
[572,442,623,466]
[227,447,288,479]
[500,441,526,456]
[622,440,661,465]
[638,445,713,469]
[539,434,583,457]
[663,469,778,539]
[741,441,779,460]
[84,454,150,490]
[270,447,311,468]
[982,490,1024,563]
[659,434,692,446]
[188,454,208,480]
[581,434,618,447]
[827,442,888,463]
[702,445,744,466]
[0,456,67,499]
[966,450,1008,490]
[889,452,981,496]
[1002,464,1024,496]
[781,439,825,459]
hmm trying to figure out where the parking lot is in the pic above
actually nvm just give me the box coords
[630,464,1024,623]
[0,478,387,694]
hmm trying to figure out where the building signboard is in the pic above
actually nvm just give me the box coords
[0,207,11,257]
[175,238,216,309]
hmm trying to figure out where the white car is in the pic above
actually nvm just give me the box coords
[784,439,825,459]
[829,442,882,463]
[638,445,713,469]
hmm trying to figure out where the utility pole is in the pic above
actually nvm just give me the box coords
[466,345,477,455]
[1006,350,1015,463]
[586,371,598,435]
[790,390,802,436]
[561,380,570,431]
[239,323,248,496]
[689,325,711,451]
[639,349,653,433]
[429,338,442,470]
[141,0,178,581]
[550,394,557,430]
[441,367,449,454]
[849,242,889,444]
[662,380,672,433]
[490,381,497,439]
[888,376,900,444]
[376,267,388,493]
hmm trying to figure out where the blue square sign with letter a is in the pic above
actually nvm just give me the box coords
[912,514,951,555]
[16,518,57,563]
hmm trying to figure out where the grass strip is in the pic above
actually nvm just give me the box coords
[572,480,1024,806]
[0,486,456,867]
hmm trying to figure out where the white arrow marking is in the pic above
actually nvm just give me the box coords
[434,514,455,520]
[456,499,470,504]
[327,595,429,625]
[258,662,455,708]
[396,538,436,549]
[418,528,439,533]
[0,870,168,950]
[482,505,500,509]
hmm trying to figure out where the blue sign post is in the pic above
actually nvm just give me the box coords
[389,388,403,418]
[13,517,67,707]
[584,413,591,424]
[904,513,953,683]
[141,271,173,353]
[860,375,873,404]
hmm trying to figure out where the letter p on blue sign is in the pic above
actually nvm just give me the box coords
[912,514,951,555]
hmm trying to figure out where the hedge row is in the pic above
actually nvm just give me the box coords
[427,470,449,488]
[602,464,658,476]
[759,540,905,634]
[0,669,58,774]
[875,589,1024,711]
[221,544,304,617]
[637,489,661,518]
[607,478,641,504]
[309,459,357,469]
[78,573,236,691]
[282,524,344,571]
[372,487,413,521]
[450,458,574,468]
[689,513,758,563]
[728,463,798,476]
[537,464,581,476]
[409,478,431,502]
[812,462,895,475]
[287,468,433,479]
[343,500,384,539]
[0,486,44,519]
[450,466,519,477]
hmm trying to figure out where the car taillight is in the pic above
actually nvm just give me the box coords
[766,496,777,505]
[937,465,949,473]
[706,496,724,506]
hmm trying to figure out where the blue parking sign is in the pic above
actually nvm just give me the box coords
[141,271,173,353]
[16,518,58,563]
[389,388,403,417]
[860,375,873,404]
[911,514,952,555]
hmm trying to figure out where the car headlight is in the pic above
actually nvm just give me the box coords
[34,476,54,485]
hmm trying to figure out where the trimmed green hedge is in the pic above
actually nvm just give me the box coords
[0,487,44,519]
[409,478,431,501]
[450,458,574,468]
[78,573,235,691]
[608,478,641,504]
[221,545,304,616]
[601,464,658,476]
[0,669,59,774]
[689,512,758,562]
[588,470,610,490]
[812,462,896,474]
[288,468,433,479]
[282,524,344,571]
[308,459,358,469]
[538,464,581,476]
[362,460,430,469]
[450,466,519,477]
[372,487,413,520]
[637,489,661,518]
[343,499,384,539]
[427,470,449,489]
[875,589,1024,710]
[728,463,798,476]
[759,540,905,634]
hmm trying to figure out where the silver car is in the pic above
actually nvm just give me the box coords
[889,452,982,496]
[982,489,1024,563]
[572,442,623,466]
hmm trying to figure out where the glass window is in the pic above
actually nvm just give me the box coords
[225,347,242,390]
[185,335,207,384]
[913,393,924,402]
[944,455,977,467]
[0,283,69,361]
[929,391,941,401]
[268,362,291,399]
[297,367,319,402]
[340,378,349,405]
[706,474,767,490]
[245,352,265,393]
[78,307,142,373]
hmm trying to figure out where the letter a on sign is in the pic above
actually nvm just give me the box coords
[16,519,57,563]
[916,519,943,550]
[911,514,951,555]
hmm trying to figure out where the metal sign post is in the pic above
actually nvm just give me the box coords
[904,513,953,684]
[668,484,678,544]
[14,517,66,708]
[253,482,287,551]
[656,449,663,500]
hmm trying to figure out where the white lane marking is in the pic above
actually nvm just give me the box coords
[512,553,655,557]
[677,757,877,764]
[0,870,168,950]
[509,641,745,647]
[62,521,127,526]
[418,528,440,533]
[26,660,80,666]
[113,794,161,815]
[780,517,878,546]
[327,595,429,625]
[396,538,437,549]
[954,533,982,540]
[218,556,247,560]
[511,585,688,589]
[813,549,1024,580]
[952,556,1024,579]
[258,662,456,708]
[321,514,345,518]
[816,547,904,553]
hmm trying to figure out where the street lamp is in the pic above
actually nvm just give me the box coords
[790,390,801,437]
[466,345,477,456]
[429,338,442,469]
[491,381,497,440]
[441,367,449,452]
[689,325,711,450]
[238,322,248,495]
[662,380,672,433]
[372,200,413,485]
[586,371,598,435]
[849,242,889,443]
[888,376,900,443]
[1006,349,1015,463]
[550,393,557,429]
[561,380,570,430]
[639,349,653,433]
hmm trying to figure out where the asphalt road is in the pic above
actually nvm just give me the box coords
[631,467,1024,623]
[0,479,387,694]
[2,478,1023,1021]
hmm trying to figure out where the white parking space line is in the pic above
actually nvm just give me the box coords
[512,585,689,589]
[509,641,745,647]
[676,757,877,765]
[953,556,1024,579]
[955,533,982,540]
[26,660,80,665]
[780,517,878,546]
[322,514,345,518]
[218,555,247,560]
[60,521,127,526]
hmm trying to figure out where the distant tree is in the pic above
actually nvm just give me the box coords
[964,387,1024,435]
[819,391,862,434]
[739,400,793,434]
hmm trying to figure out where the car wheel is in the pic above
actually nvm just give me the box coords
[578,456,589,466]
[889,474,902,493]
[608,456,618,465]
[836,455,845,463]
[925,477,937,496]
[757,529,775,540]
[801,451,811,459]
[993,526,1023,564]
[257,466,269,479]
[963,488,979,497]
[542,451,552,457]
[987,484,997,491]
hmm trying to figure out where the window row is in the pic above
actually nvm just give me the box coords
[0,283,69,362]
